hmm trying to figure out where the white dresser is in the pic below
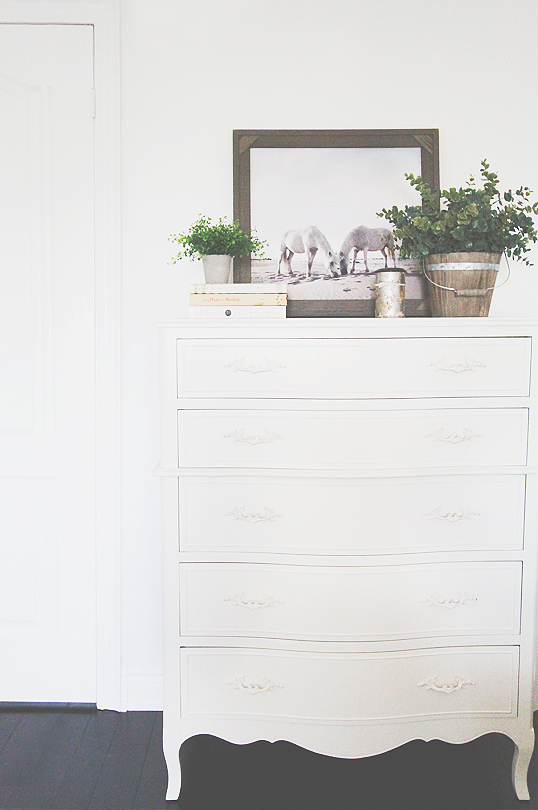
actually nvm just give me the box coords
[156,318,537,802]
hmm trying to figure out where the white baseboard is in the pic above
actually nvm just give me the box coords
[122,669,163,711]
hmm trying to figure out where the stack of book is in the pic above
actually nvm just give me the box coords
[188,283,287,318]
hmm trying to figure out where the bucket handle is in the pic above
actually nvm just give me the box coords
[422,251,511,295]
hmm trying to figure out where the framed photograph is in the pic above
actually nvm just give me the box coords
[233,129,439,317]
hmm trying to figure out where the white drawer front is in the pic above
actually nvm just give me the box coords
[178,409,528,469]
[180,562,522,641]
[178,337,531,399]
[181,646,519,721]
[180,474,525,554]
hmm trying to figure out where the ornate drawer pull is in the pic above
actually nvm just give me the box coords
[226,506,285,523]
[225,592,283,610]
[224,357,285,374]
[419,592,477,608]
[224,428,285,445]
[423,505,480,522]
[429,357,486,373]
[227,676,284,694]
[418,676,475,693]
[426,427,482,444]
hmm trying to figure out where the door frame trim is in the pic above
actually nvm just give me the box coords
[0,1,123,710]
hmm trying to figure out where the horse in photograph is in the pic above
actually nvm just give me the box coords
[278,226,339,277]
[339,226,396,274]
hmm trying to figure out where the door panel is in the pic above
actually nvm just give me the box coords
[0,24,96,700]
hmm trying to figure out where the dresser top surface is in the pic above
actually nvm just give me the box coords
[156,317,538,339]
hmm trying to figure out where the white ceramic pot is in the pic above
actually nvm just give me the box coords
[201,255,233,284]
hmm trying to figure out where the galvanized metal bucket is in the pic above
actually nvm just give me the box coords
[374,269,406,317]
[423,252,502,317]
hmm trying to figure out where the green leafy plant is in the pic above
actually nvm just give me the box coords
[169,215,267,262]
[378,160,538,265]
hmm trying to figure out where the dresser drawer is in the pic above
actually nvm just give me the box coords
[177,337,531,399]
[180,562,522,641]
[179,474,525,554]
[181,646,519,721]
[178,409,528,470]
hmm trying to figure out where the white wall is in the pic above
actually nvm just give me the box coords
[119,0,538,708]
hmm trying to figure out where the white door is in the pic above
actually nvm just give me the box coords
[0,24,96,701]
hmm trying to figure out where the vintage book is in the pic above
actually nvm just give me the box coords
[188,305,286,319]
[190,282,288,294]
[189,292,287,306]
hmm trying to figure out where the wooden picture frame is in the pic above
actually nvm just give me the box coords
[233,129,439,317]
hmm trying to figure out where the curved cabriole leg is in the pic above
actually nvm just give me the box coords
[163,738,181,800]
[512,729,535,801]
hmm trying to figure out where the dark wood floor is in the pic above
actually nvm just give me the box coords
[0,705,536,810]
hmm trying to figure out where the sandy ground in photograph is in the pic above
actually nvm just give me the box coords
[251,258,426,301]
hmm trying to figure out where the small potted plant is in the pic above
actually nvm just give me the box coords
[169,215,267,283]
[378,160,538,316]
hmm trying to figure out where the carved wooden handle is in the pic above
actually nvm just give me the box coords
[227,676,284,694]
[429,357,486,373]
[224,357,285,374]
[423,506,480,522]
[418,676,475,693]
[419,592,477,608]
[426,427,482,444]
[224,592,283,610]
[224,428,285,445]
[226,506,285,523]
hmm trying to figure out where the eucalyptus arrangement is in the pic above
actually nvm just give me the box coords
[378,160,538,264]
[169,215,267,262]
